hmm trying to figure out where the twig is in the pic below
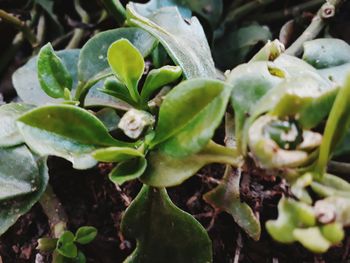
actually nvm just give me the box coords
[0,9,38,46]
[328,160,350,175]
[254,0,324,23]
[233,232,243,263]
[66,0,90,49]
[285,0,346,56]
[39,184,68,238]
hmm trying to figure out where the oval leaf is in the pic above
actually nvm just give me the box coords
[37,43,73,99]
[121,185,212,263]
[107,39,144,101]
[57,231,77,258]
[92,147,143,162]
[75,226,97,245]
[109,157,147,185]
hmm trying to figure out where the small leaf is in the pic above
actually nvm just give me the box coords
[121,185,212,263]
[293,227,331,253]
[266,197,316,243]
[95,108,120,132]
[92,147,143,162]
[75,226,97,245]
[37,43,73,99]
[37,238,58,252]
[0,103,34,147]
[57,231,77,258]
[321,223,344,244]
[78,28,156,84]
[100,77,137,107]
[17,105,128,147]
[303,38,350,69]
[107,39,145,102]
[140,65,182,103]
[142,141,242,187]
[127,4,216,79]
[109,157,147,185]
[204,166,260,240]
[151,79,232,157]
[72,251,87,263]
[315,74,350,175]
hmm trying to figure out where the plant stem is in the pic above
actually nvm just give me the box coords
[66,0,90,49]
[254,0,324,23]
[39,184,68,238]
[100,0,126,26]
[285,0,345,56]
[0,9,38,46]
[223,0,275,26]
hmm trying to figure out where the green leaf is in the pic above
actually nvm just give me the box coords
[12,49,126,109]
[17,105,127,147]
[0,146,39,201]
[109,157,147,185]
[204,166,260,240]
[127,4,216,79]
[303,38,350,69]
[107,39,144,102]
[92,147,143,162]
[72,251,87,263]
[293,227,331,253]
[214,24,271,70]
[266,197,316,244]
[78,28,156,84]
[140,65,182,103]
[0,155,49,235]
[121,185,212,263]
[227,61,284,152]
[57,231,77,258]
[315,74,350,175]
[142,141,242,187]
[37,43,73,99]
[75,226,98,245]
[95,108,120,132]
[0,103,34,147]
[132,0,191,19]
[318,63,350,86]
[100,77,137,107]
[321,223,344,244]
[151,79,231,157]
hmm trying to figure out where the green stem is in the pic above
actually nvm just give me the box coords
[223,0,275,26]
[100,0,126,26]
[39,184,68,238]
[66,0,90,49]
[285,0,345,56]
[0,9,38,46]
[254,0,324,23]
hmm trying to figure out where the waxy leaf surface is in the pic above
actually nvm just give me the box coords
[121,185,212,263]
[109,157,147,185]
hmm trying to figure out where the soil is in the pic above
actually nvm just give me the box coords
[1,0,350,262]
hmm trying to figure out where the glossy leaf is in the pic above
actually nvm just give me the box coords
[121,185,212,263]
[140,65,182,103]
[0,103,34,147]
[204,166,260,240]
[78,28,156,84]
[315,74,350,175]
[303,38,350,69]
[0,155,48,235]
[75,226,98,245]
[293,227,331,253]
[151,79,231,157]
[109,157,147,185]
[37,43,73,99]
[18,105,127,147]
[57,231,77,258]
[92,147,143,162]
[0,146,39,201]
[12,49,126,109]
[127,4,216,79]
[227,61,284,152]
[142,141,242,187]
[214,24,271,70]
[100,77,137,107]
[107,39,144,102]
[266,197,316,243]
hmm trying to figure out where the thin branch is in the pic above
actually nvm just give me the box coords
[0,9,38,46]
[285,0,346,56]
